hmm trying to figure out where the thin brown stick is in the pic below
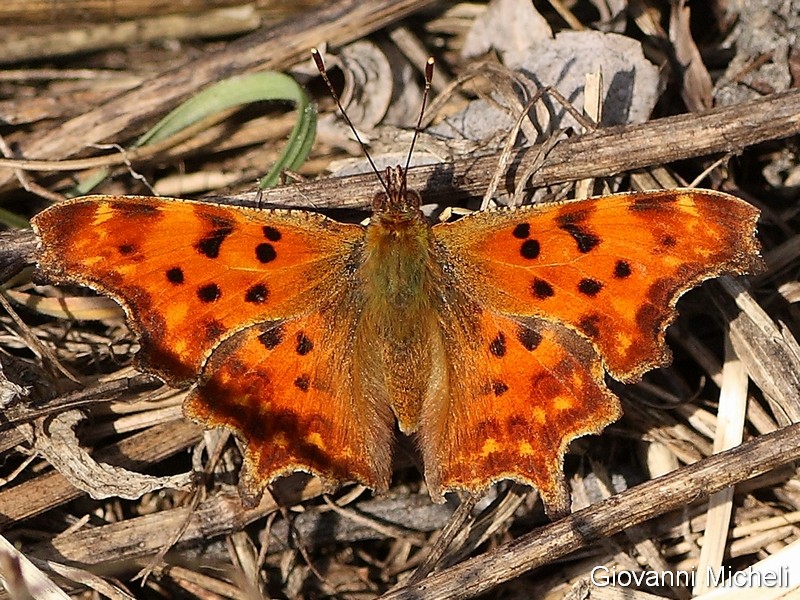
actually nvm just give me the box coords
[4,86,797,209]
[379,421,800,600]
[29,476,327,564]
[0,0,250,24]
[406,494,478,585]
[0,420,201,529]
[248,86,800,209]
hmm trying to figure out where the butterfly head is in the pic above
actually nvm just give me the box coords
[371,166,422,220]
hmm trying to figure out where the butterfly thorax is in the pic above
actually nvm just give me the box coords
[356,168,444,434]
[364,166,432,313]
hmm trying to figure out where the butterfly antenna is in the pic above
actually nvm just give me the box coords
[401,57,435,196]
[311,48,389,195]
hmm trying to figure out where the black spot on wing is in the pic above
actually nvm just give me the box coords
[294,374,310,392]
[559,223,600,253]
[659,235,677,248]
[512,223,530,239]
[614,260,632,279]
[263,226,282,241]
[578,278,603,297]
[579,314,601,339]
[532,278,555,299]
[196,217,235,259]
[492,380,509,396]
[517,326,542,351]
[256,243,277,263]
[245,283,269,304]
[259,325,284,350]
[197,283,221,303]
[296,332,313,356]
[520,239,540,259]
[166,267,184,285]
[489,332,507,357]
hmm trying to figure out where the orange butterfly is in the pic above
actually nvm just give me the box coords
[32,170,761,517]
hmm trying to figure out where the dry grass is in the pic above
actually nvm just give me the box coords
[1,1,800,598]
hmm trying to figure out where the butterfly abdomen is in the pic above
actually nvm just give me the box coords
[357,213,445,433]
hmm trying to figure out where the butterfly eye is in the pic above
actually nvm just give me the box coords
[372,191,389,212]
[404,189,422,210]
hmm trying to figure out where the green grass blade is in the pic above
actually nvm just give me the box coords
[73,71,316,195]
